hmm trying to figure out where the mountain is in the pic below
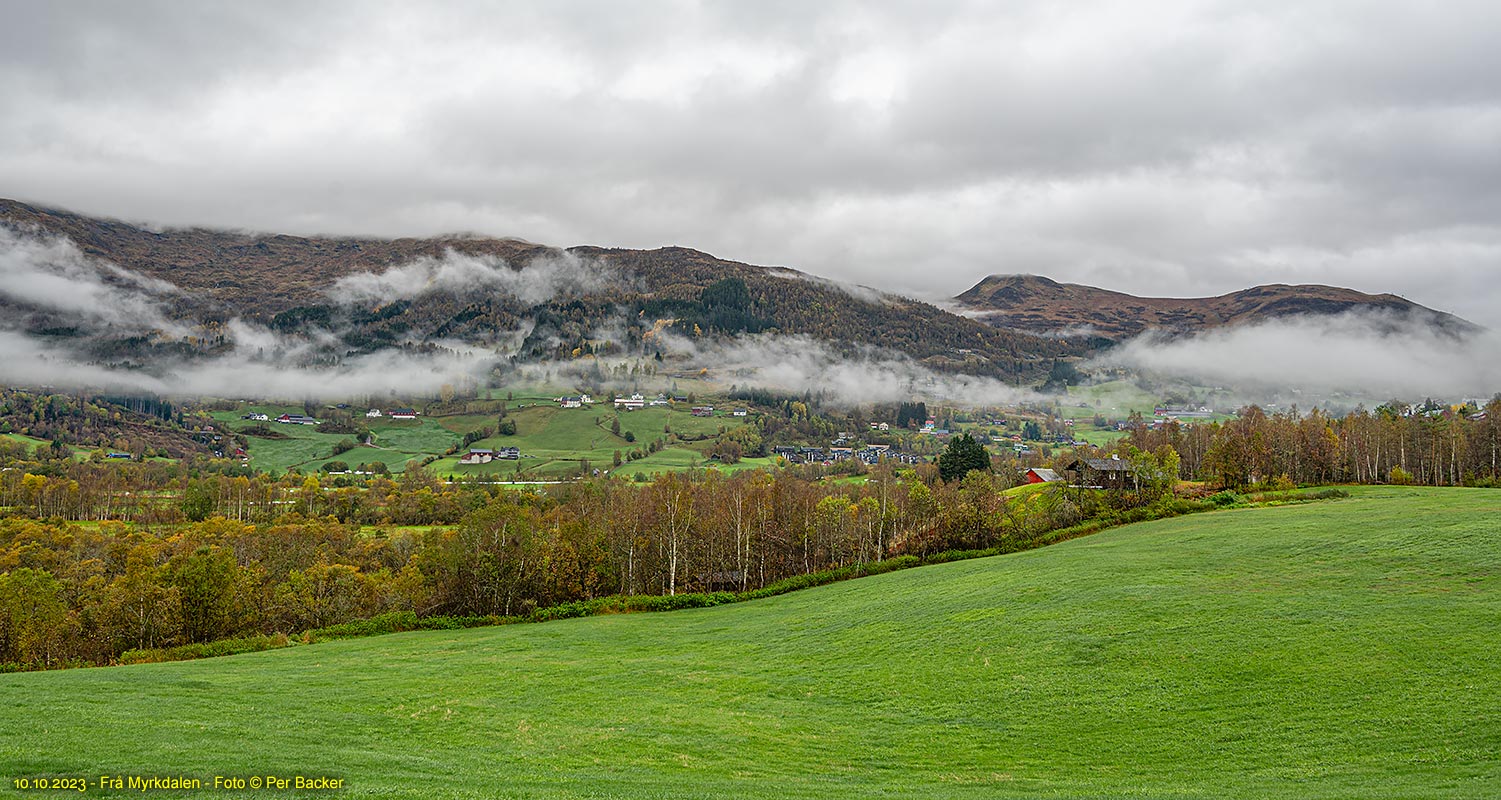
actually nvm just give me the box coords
[954,274,1480,340]
[0,199,1081,384]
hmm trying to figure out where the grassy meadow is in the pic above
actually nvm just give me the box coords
[2,486,1497,798]
[211,397,752,478]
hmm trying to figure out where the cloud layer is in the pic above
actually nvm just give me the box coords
[2,2,1498,325]
[1094,312,1501,400]
[326,249,620,307]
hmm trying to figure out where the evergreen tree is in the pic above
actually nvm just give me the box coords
[938,433,990,482]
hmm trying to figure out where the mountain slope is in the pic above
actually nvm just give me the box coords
[0,199,1078,380]
[956,274,1480,340]
[2,487,1496,798]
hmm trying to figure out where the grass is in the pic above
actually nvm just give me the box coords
[434,405,749,478]
[2,486,1497,798]
[208,407,459,474]
[0,432,53,455]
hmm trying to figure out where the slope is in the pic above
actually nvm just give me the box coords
[2,486,1498,799]
[0,198,1077,381]
[956,274,1480,340]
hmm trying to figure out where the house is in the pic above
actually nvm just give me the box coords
[366,409,382,418]
[106,452,132,460]
[496,446,520,460]
[699,570,745,592]
[830,447,853,461]
[1062,456,1135,490]
[691,406,714,417]
[276,414,319,425]
[615,393,646,410]
[1024,467,1061,484]
[649,395,669,406]
[460,449,495,465]
[558,396,584,409]
[389,408,418,420]
[732,408,748,417]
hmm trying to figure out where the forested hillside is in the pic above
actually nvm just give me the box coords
[0,199,1079,381]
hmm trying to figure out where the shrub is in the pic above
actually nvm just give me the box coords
[119,633,292,665]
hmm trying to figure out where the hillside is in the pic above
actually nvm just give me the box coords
[0,199,1078,381]
[955,274,1480,340]
[3,486,1496,798]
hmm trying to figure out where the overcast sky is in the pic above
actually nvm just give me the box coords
[2,1,1499,325]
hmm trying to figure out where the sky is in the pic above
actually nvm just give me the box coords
[2,1,1499,326]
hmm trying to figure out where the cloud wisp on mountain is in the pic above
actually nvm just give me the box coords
[326,249,622,307]
[1094,311,1501,401]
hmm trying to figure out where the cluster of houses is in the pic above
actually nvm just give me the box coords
[772,444,923,466]
[366,408,418,420]
[613,393,674,410]
[1020,456,1136,489]
[1153,406,1216,419]
[460,446,521,465]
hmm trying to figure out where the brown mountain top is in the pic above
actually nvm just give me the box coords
[955,274,1478,340]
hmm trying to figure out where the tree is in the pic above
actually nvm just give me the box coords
[937,433,990,483]
[181,479,215,522]
[167,547,245,643]
[0,568,78,668]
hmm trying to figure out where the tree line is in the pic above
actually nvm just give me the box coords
[0,460,1183,671]
[1123,399,1501,488]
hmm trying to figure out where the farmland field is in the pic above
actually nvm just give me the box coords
[2,486,1496,798]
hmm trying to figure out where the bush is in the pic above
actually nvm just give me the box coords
[1208,490,1243,507]
[119,633,292,665]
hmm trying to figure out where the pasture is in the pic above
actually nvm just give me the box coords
[2,486,1496,798]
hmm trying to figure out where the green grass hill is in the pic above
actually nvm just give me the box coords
[2,486,1497,798]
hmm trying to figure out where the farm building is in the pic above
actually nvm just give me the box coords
[276,414,319,425]
[389,409,418,420]
[1024,467,1061,484]
[1062,456,1135,490]
[691,406,714,417]
[460,449,495,465]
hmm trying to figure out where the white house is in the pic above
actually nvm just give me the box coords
[366,409,382,418]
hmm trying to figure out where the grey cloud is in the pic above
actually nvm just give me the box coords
[0,223,188,334]
[1092,311,1501,401]
[326,249,622,307]
[658,331,1043,409]
[2,1,1500,328]
[0,326,499,402]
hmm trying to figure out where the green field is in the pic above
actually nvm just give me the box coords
[433,404,749,478]
[208,407,460,474]
[211,399,752,478]
[5,486,1496,798]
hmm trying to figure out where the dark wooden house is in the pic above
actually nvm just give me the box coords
[1062,457,1135,490]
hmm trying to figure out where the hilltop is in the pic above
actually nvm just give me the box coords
[955,274,1480,340]
[2,486,1496,798]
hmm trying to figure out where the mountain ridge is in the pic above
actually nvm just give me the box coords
[0,199,1079,382]
[955,273,1480,340]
